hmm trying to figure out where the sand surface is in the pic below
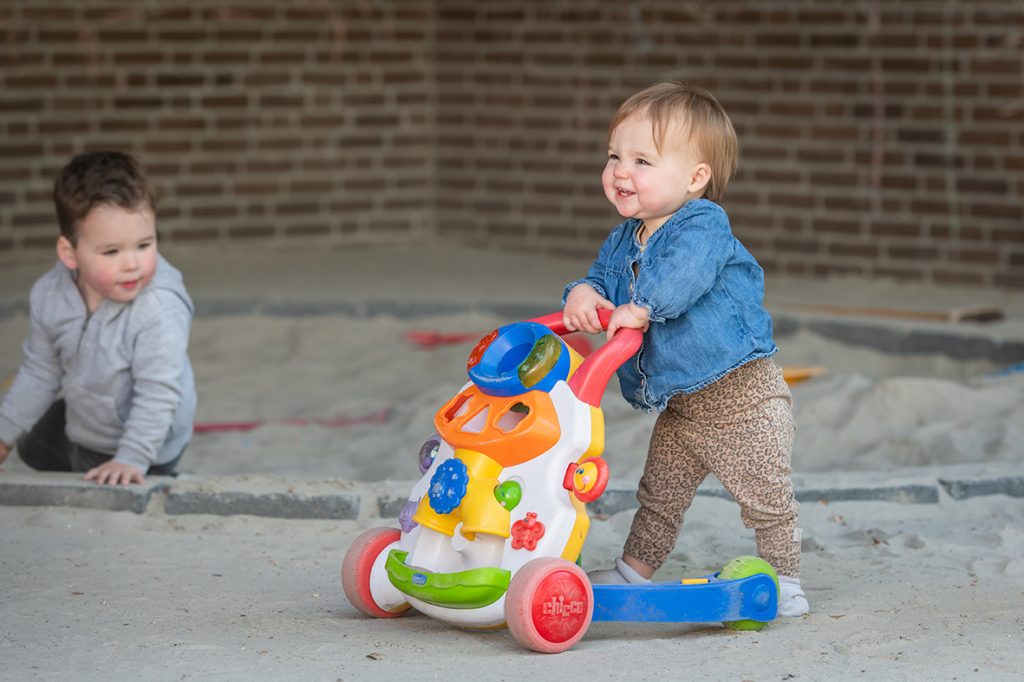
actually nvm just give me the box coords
[3,308,1021,487]
[2,494,1022,679]
[1,244,1023,679]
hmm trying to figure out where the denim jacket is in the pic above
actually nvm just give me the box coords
[563,199,777,411]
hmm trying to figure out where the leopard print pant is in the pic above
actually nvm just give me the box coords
[622,357,801,577]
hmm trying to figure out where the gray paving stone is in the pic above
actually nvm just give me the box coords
[939,475,1024,500]
[588,481,940,515]
[0,466,1019,519]
[162,477,363,519]
[0,473,168,513]
[378,494,409,519]
[794,484,939,504]
[165,489,360,519]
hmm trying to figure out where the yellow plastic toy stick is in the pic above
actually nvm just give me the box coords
[781,366,826,386]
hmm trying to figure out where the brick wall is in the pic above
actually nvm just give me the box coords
[434,1,1024,289]
[0,1,435,251]
[2,1,1021,289]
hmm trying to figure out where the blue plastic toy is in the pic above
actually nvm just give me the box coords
[592,567,778,625]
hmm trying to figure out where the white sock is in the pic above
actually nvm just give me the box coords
[778,575,809,617]
[587,557,651,585]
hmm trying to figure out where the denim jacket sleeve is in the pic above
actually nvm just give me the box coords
[631,201,734,323]
[561,223,628,305]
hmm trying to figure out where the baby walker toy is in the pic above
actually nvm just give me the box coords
[341,310,779,653]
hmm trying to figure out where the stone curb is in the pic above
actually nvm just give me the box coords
[0,477,170,514]
[164,490,361,520]
[939,474,1024,501]
[1,467,1022,519]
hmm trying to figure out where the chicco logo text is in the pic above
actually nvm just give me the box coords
[541,595,585,617]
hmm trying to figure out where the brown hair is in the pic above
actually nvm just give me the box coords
[608,82,738,202]
[53,150,158,245]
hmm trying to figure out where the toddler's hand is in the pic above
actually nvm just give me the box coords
[563,284,615,334]
[606,303,650,340]
[84,460,145,486]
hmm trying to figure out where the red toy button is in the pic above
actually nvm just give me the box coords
[511,512,546,551]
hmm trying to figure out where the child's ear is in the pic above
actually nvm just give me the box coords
[688,163,712,194]
[56,235,78,270]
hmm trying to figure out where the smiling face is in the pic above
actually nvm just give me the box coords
[57,203,158,312]
[601,112,710,232]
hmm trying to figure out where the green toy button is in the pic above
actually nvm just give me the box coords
[494,480,522,511]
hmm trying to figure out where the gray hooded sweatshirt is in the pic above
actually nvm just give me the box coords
[0,254,195,470]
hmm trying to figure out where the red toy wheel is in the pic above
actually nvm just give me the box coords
[341,527,410,618]
[505,558,593,653]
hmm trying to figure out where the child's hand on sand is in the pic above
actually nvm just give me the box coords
[563,284,615,334]
[84,460,145,486]
[606,303,650,340]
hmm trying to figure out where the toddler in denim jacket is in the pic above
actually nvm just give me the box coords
[562,82,808,617]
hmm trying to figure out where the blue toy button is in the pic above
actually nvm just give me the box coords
[428,458,469,514]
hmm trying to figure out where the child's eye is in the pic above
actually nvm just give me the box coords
[103,249,119,256]
[636,158,650,166]
[607,153,619,161]
[138,242,153,250]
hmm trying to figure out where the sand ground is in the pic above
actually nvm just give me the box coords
[1,243,1023,680]
[2,493,1023,681]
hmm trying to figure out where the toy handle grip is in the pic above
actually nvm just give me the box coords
[529,308,620,337]
[529,310,643,407]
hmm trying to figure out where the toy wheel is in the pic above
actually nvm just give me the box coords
[341,527,410,618]
[505,558,593,653]
[718,556,779,631]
